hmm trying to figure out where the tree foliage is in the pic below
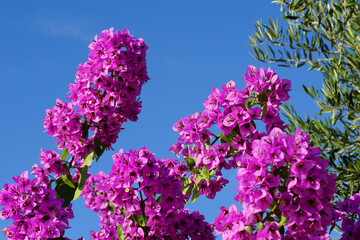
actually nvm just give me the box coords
[249,0,360,200]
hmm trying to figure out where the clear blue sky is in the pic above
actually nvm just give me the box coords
[0,1,325,239]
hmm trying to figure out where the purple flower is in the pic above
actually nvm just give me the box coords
[257,222,281,239]
[253,189,273,211]
[0,171,74,240]
[290,159,315,180]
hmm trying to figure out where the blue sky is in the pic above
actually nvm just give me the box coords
[0,1,325,239]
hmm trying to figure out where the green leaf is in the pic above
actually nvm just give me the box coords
[278,166,289,180]
[279,225,285,235]
[55,179,76,208]
[191,184,200,203]
[189,167,200,174]
[332,110,342,125]
[274,207,282,219]
[292,0,305,11]
[186,156,196,168]
[356,160,360,171]
[279,216,288,227]
[94,137,107,161]
[225,146,239,158]
[220,131,233,144]
[81,119,89,139]
[60,174,75,189]
[256,221,264,230]
[156,195,163,204]
[73,166,88,200]
[117,224,125,240]
[83,151,95,168]
[107,201,115,212]
[60,149,69,161]
[120,207,127,217]
[285,15,300,20]
[181,177,194,196]
[263,89,272,95]
[130,215,147,227]
[347,112,356,121]
[201,166,210,182]
[62,163,70,173]
[302,85,314,98]
[245,226,253,234]
[261,104,268,117]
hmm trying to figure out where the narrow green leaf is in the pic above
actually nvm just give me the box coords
[120,207,127,217]
[279,216,288,227]
[73,166,88,200]
[286,15,300,20]
[302,85,314,98]
[332,110,342,125]
[261,104,268,117]
[191,184,200,203]
[156,195,163,204]
[117,224,125,240]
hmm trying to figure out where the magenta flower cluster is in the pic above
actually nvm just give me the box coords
[1,24,351,240]
[214,204,285,239]
[242,65,291,133]
[170,65,292,200]
[31,149,67,184]
[81,147,214,239]
[0,28,149,240]
[216,127,336,239]
[44,28,149,165]
[44,99,92,164]
[0,171,74,239]
[213,202,331,240]
[169,65,337,239]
